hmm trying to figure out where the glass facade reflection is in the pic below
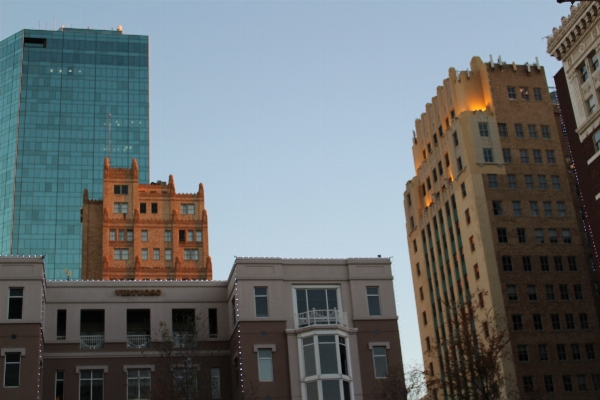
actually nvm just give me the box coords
[0,28,149,279]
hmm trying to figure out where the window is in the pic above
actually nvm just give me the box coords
[530,202,539,217]
[552,314,561,330]
[196,231,202,242]
[574,284,583,300]
[528,125,537,138]
[141,249,148,261]
[594,374,600,391]
[57,310,66,340]
[423,311,428,325]
[558,344,567,360]
[487,174,498,188]
[586,343,596,360]
[566,314,575,330]
[140,203,146,214]
[301,335,352,396]
[3,352,20,387]
[507,285,518,301]
[211,368,221,399]
[179,230,186,242]
[533,315,543,331]
[113,249,129,260]
[127,369,151,400]
[445,153,450,166]
[564,375,573,392]
[114,185,128,194]
[127,230,133,241]
[8,288,23,319]
[503,149,512,163]
[563,229,572,244]
[474,264,480,280]
[557,202,566,217]
[416,263,420,276]
[479,122,489,137]
[498,123,507,137]
[502,256,513,272]
[594,130,600,152]
[541,256,550,272]
[546,285,555,300]
[515,124,524,138]
[517,229,526,243]
[141,230,148,242]
[497,228,507,243]
[373,346,388,378]
[257,349,274,381]
[181,204,195,214]
[521,257,532,273]
[465,209,471,224]
[119,230,125,241]
[413,240,417,253]
[568,257,578,271]
[79,370,104,400]
[541,125,550,138]
[525,175,534,189]
[469,236,476,252]
[165,249,172,261]
[512,314,523,331]
[560,285,569,300]
[539,344,549,361]
[533,149,542,163]
[483,148,494,162]
[153,249,160,261]
[255,287,268,317]
[520,149,529,163]
[453,132,459,146]
[543,202,552,217]
[457,157,463,170]
[534,88,543,101]
[581,62,590,82]
[492,201,503,216]
[151,203,158,214]
[551,175,561,190]
[461,183,466,197]
[512,201,522,216]
[508,86,516,99]
[581,313,590,329]
[578,374,587,391]
[535,229,543,243]
[164,230,172,242]
[527,285,537,301]
[109,230,116,241]
[183,249,199,260]
[588,96,597,114]
[521,87,530,100]
[173,368,198,398]
[56,371,64,400]
[537,175,547,190]
[572,344,582,360]
[114,202,128,213]
[518,345,529,362]
[367,287,381,316]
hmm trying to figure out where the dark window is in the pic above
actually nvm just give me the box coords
[55,371,64,400]
[8,288,23,319]
[534,88,542,101]
[541,125,550,138]
[541,256,550,272]
[521,87,530,100]
[139,203,146,214]
[527,285,537,301]
[151,203,158,214]
[594,374,600,390]
[518,345,529,362]
[586,343,596,360]
[546,285,555,300]
[488,174,498,188]
[254,287,269,317]
[508,87,516,99]
[502,256,513,272]
[498,123,507,137]
[515,124,524,138]
[580,313,589,329]
[564,375,573,392]
[114,185,128,195]
[172,309,195,335]
[552,314,561,330]
[24,37,47,48]
[512,314,523,330]
[367,287,381,316]
[518,229,526,244]
[57,310,66,339]
[544,375,554,392]
[460,183,466,197]
[497,228,508,243]
[566,314,575,330]
[533,315,543,331]
[523,376,533,392]
[507,285,518,301]
[492,201,503,216]
[503,149,512,163]
[560,284,569,300]
[574,284,583,300]
[557,344,567,360]
[555,257,563,271]
[179,230,186,242]
[578,374,587,391]
[572,344,581,360]
[4,353,20,387]
[479,123,489,137]
[208,309,218,338]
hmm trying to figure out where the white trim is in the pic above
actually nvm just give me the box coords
[1,348,26,356]
[75,366,108,373]
[253,344,276,353]
[596,191,600,201]
[122,364,155,373]
[587,149,600,165]
[368,342,390,350]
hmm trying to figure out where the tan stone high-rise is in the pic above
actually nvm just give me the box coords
[404,56,600,398]
[81,158,211,281]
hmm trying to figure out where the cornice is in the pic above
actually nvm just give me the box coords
[547,3,600,60]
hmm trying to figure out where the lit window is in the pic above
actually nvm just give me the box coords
[257,349,274,381]
[114,202,128,213]
[165,249,172,261]
[164,230,172,242]
[141,249,148,261]
[153,249,160,261]
[8,288,23,319]
[79,370,104,399]
[255,287,269,317]
[180,204,195,214]
[373,346,389,378]
[183,249,199,260]
[367,287,381,316]
[520,87,530,100]
[127,369,151,400]
[141,230,148,242]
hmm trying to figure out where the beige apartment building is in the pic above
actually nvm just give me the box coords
[0,256,403,400]
[404,56,600,398]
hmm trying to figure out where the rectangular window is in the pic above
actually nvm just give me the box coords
[525,175,534,189]
[593,374,600,391]
[151,203,158,214]
[497,228,508,243]
[487,174,498,188]
[187,230,194,242]
[109,230,116,241]
[552,314,561,330]
[483,148,494,162]
[543,202,552,217]
[523,256,532,272]
[8,288,23,319]
[153,249,160,261]
[555,256,563,271]
[528,125,537,138]
[55,371,64,400]
[196,231,202,242]
[551,175,561,190]
[181,204,195,214]
[367,287,381,316]
[114,248,129,260]
[564,375,573,392]
[255,287,269,317]
[560,285,569,300]
[520,149,529,163]
[581,313,590,329]
[538,175,547,190]
[79,370,104,399]
[503,149,512,163]
[527,285,537,301]
[461,183,467,197]
[141,249,148,261]
[211,368,221,399]
[479,122,489,137]
[513,201,522,216]
[518,229,526,243]
[4,353,20,387]
[549,229,558,244]
[563,229,572,244]
[57,310,66,339]
[373,346,389,378]
[114,185,128,195]
[558,344,567,360]
[578,374,587,391]
[566,314,575,330]
[521,87,530,100]
[572,344,582,360]
[533,149,542,163]
[546,285,555,300]
[512,314,523,330]
[498,123,507,137]
[208,309,218,338]
[127,229,133,242]
[183,249,199,260]
[492,201,503,216]
[118,230,125,241]
[465,209,471,224]
[530,203,539,217]
[541,257,550,272]
[546,150,556,164]
[574,284,583,299]
[534,88,543,101]
[127,369,150,400]
[539,344,548,361]
[568,257,578,271]
[518,345,529,361]
[581,63,590,82]
[586,343,596,360]
[541,125,550,138]
[595,130,600,152]
[470,236,476,252]
[165,249,172,261]
[141,230,148,242]
[535,229,543,243]
[507,285,518,301]
[515,124,524,138]
[588,96,596,114]
[164,230,172,242]
[179,230,186,242]
[257,349,274,381]
[533,315,543,331]
[114,202,128,213]
[457,157,463,170]
[557,202,566,217]
[140,203,146,214]
[508,87,516,99]
[502,256,513,272]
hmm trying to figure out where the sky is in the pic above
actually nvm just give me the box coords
[0,0,574,370]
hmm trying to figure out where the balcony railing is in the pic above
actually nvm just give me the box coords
[127,334,150,348]
[296,308,348,328]
[56,335,66,341]
[80,335,104,349]
[173,333,196,348]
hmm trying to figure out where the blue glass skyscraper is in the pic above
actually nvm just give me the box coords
[0,27,149,279]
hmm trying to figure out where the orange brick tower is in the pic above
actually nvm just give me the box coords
[81,158,211,281]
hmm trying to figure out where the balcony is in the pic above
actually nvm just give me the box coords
[80,335,104,349]
[127,334,150,348]
[296,308,348,328]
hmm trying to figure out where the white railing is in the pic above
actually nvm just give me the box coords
[296,308,348,328]
[127,334,150,348]
[56,335,66,341]
[80,335,104,349]
[173,333,196,348]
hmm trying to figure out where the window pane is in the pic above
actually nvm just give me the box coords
[322,380,342,400]
[319,336,339,374]
[303,338,317,376]
[258,349,273,381]
[306,381,319,400]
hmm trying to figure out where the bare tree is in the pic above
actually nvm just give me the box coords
[379,363,426,400]
[423,289,512,400]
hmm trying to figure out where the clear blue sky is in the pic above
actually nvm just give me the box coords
[0,0,573,370]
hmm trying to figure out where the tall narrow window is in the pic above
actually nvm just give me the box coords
[140,203,147,214]
[373,346,389,378]
[255,287,269,317]
[127,369,151,400]
[55,371,65,400]
[79,370,104,399]
[164,230,172,242]
[141,230,148,242]
[4,353,20,387]
[257,349,274,381]
[8,288,23,319]
[367,287,381,316]
[165,249,172,261]
[151,203,158,214]
[209,309,218,338]
[211,368,221,399]
[141,249,148,261]
[127,229,133,241]
[153,249,160,260]
[196,230,202,242]
[57,309,67,340]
